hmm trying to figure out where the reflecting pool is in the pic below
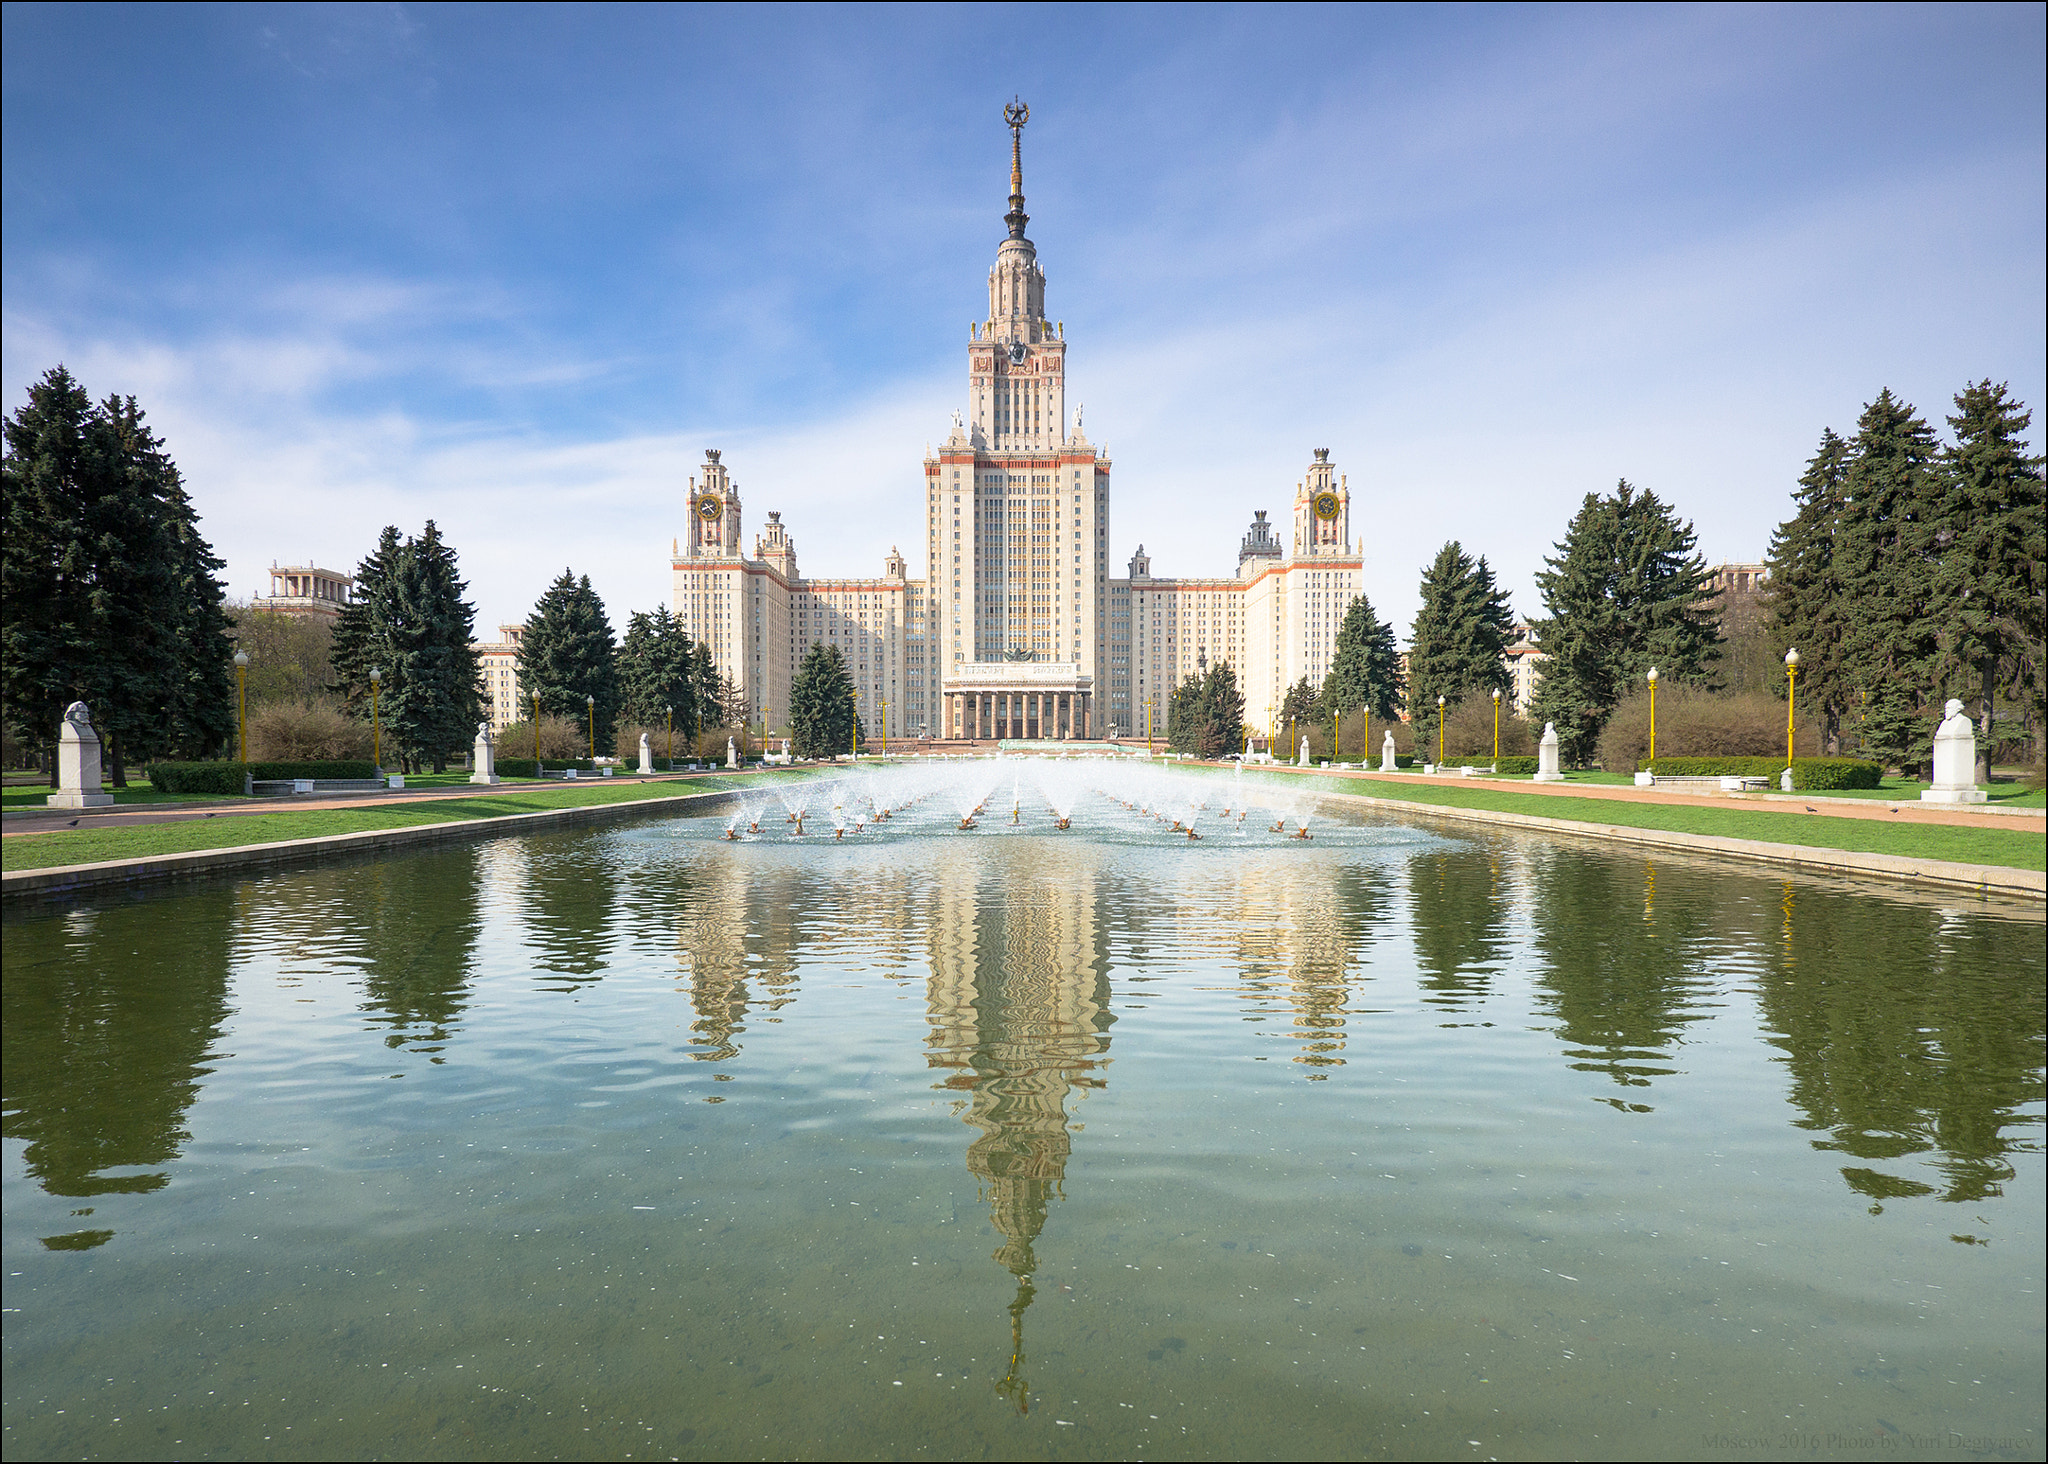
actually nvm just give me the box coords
[4,763,2043,1460]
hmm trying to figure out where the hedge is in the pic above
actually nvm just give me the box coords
[1641,756,1883,790]
[146,760,380,795]
[1494,756,1539,775]
[491,757,597,779]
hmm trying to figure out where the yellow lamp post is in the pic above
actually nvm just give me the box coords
[369,667,382,770]
[1332,709,1340,765]
[1784,648,1799,771]
[233,650,250,762]
[531,690,541,767]
[849,687,860,759]
[1436,694,1445,767]
[585,694,595,764]
[1146,697,1155,755]
[880,699,888,757]
[1492,687,1502,764]
[665,704,673,769]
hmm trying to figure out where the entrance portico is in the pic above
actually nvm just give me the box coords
[942,663,1093,741]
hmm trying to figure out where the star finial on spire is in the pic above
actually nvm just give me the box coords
[1003,98,1030,240]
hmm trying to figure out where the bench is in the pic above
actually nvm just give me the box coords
[1636,774,1769,792]
[538,767,614,780]
[249,777,388,796]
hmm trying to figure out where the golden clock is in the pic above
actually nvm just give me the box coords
[694,495,723,522]
[1313,491,1341,521]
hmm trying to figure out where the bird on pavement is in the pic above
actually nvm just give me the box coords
[1804,805,1817,813]
[67,818,79,827]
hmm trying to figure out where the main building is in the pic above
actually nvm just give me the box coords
[669,104,1366,743]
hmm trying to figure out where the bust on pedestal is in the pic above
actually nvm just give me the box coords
[1533,722,1565,782]
[1298,736,1310,768]
[469,721,499,784]
[1920,698,1988,804]
[637,732,654,776]
[727,737,740,770]
[1381,730,1398,772]
[48,701,116,808]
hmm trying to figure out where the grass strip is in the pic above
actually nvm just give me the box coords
[1320,775,2046,871]
[0,775,791,872]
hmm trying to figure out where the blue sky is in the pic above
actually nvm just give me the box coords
[5,2,2042,638]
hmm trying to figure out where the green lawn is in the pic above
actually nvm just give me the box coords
[3,785,224,811]
[1317,774,2046,872]
[0,774,802,872]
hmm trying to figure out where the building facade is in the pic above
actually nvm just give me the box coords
[475,624,527,733]
[667,105,1374,744]
[251,562,354,621]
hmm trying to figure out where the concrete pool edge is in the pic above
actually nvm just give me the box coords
[0,787,746,902]
[1327,789,2046,900]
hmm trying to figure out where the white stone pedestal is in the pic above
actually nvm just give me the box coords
[727,737,740,770]
[1921,698,1988,803]
[470,722,499,785]
[1533,722,1565,782]
[1381,731,1398,772]
[48,701,114,808]
[638,733,654,775]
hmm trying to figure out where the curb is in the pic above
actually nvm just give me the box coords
[2,787,744,903]
[1324,790,2045,900]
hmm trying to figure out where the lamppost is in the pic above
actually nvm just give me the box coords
[1492,687,1502,765]
[1646,667,1659,764]
[849,686,860,760]
[531,690,541,767]
[880,699,889,757]
[233,650,250,763]
[1436,694,1445,768]
[1146,697,1155,755]
[586,694,595,764]
[1784,648,1799,772]
[1331,708,1340,765]
[369,667,382,770]
[665,704,673,769]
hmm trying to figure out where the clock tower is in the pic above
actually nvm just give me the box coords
[687,449,742,557]
[1292,447,1351,556]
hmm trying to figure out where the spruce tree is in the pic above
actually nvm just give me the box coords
[619,607,699,736]
[1278,675,1320,730]
[1765,429,1854,750]
[383,521,481,773]
[1834,390,1943,727]
[1928,381,2045,779]
[1406,542,1514,717]
[516,570,619,756]
[1167,663,1243,757]
[1321,592,1405,719]
[329,527,404,720]
[1531,480,1719,765]
[689,641,721,738]
[789,643,856,758]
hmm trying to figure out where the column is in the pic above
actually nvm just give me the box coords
[1035,692,1045,740]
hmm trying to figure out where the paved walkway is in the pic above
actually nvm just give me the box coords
[1267,764,2044,831]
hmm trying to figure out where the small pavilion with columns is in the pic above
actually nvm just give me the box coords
[944,661,1093,741]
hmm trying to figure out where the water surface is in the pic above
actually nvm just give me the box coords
[4,771,2042,1460]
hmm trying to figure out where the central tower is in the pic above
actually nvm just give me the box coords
[923,101,1111,740]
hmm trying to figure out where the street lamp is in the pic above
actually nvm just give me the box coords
[849,686,860,760]
[531,689,541,767]
[233,650,250,763]
[586,694,596,763]
[665,704,673,769]
[1784,648,1799,772]
[1436,694,1445,768]
[369,667,381,770]
[1492,687,1502,764]
[1646,667,1658,764]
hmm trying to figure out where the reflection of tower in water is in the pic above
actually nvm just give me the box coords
[925,843,1112,1412]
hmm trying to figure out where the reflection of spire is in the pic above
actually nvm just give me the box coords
[926,843,1109,1413]
[1002,98,1030,240]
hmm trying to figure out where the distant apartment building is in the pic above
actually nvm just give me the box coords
[474,624,526,733]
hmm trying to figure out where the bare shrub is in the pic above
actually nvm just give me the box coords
[495,715,587,760]
[614,722,685,763]
[1596,685,1821,771]
[1295,712,1416,761]
[1431,695,1534,761]
[247,697,373,762]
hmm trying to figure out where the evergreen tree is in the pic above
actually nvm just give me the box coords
[1406,542,1514,717]
[1928,381,2045,779]
[1766,429,1854,750]
[1530,480,1719,764]
[1278,675,1320,731]
[619,607,700,736]
[1321,592,1405,719]
[2,370,232,781]
[382,521,482,773]
[789,643,857,758]
[1834,390,1943,722]
[329,527,403,720]
[1167,662,1244,758]
[515,570,619,755]
[689,641,721,737]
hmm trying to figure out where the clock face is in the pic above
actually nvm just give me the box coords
[695,495,723,523]
[1313,491,1341,521]
[1008,342,1027,365]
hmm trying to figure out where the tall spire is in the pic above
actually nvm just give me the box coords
[1003,97,1030,240]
